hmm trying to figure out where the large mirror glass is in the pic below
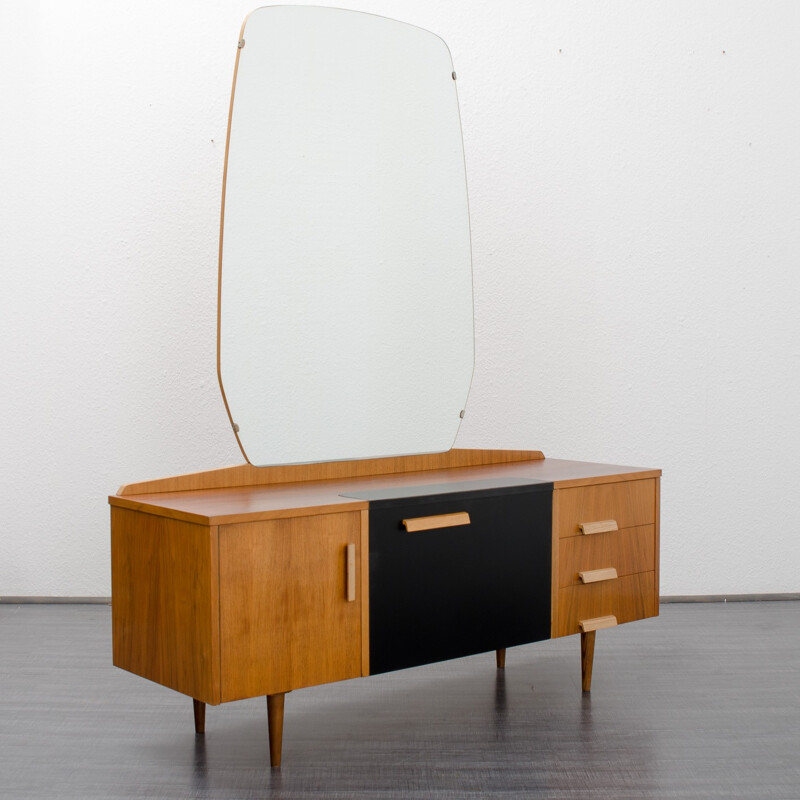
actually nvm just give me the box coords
[218,6,474,466]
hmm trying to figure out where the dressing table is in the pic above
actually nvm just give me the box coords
[110,7,660,768]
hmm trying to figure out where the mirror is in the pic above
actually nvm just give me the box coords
[218,6,474,466]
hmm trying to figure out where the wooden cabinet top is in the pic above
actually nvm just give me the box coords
[109,449,660,527]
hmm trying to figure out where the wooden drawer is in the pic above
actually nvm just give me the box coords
[556,478,656,539]
[559,524,655,587]
[556,571,657,637]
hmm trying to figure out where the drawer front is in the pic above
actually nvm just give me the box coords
[556,478,656,539]
[556,571,656,637]
[559,524,655,587]
[369,486,552,674]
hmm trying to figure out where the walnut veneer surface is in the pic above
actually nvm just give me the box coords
[110,455,660,525]
[110,449,661,766]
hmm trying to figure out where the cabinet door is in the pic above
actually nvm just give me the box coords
[219,511,362,701]
[369,486,552,674]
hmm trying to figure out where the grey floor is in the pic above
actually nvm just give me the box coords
[1,602,799,800]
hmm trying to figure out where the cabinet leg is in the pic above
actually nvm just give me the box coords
[192,699,206,734]
[496,648,506,669]
[266,693,286,768]
[581,630,596,692]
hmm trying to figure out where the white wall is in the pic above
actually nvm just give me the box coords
[1,1,798,597]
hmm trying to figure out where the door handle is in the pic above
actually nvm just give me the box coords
[346,543,356,602]
[579,519,618,535]
[578,567,618,584]
[402,512,471,532]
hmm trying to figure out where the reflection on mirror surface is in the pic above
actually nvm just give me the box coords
[219,6,474,466]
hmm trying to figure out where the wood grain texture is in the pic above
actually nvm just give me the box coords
[557,572,656,637]
[402,511,470,532]
[346,543,356,602]
[550,489,560,638]
[654,477,661,608]
[559,525,655,587]
[192,699,205,734]
[218,512,362,701]
[360,510,370,677]
[580,630,596,691]
[110,507,220,704]
[109,492,367,527]
[578,567,618,584]
[579,520,618,535]
[266,693,285,769]
[111,458,660,527]
[556,479,656,540]
[117,449,545,495]
[579,615,618,632]
[550,469,661,490]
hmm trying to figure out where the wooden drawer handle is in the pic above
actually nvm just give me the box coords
[402,512,470,532]
[346,543,356,602]
[579,567,618,584]
[579,615,617,632]
[579,519,618,535]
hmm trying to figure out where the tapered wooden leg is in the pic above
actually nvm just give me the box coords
[496,648,506,669]
[192,699,206,734]
[266,693,286,768]
[581,630,596,692]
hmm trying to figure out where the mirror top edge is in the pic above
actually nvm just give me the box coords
[241,5,454,58]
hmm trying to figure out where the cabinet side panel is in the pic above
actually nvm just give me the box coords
[110,507,219,703]
[551,490,560,638]
[654,477,661,611]
[360,509,370,676]
[219,512,362,701]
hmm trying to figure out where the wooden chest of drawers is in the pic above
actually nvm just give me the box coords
[553,478,660,638]
[110,449,661,766]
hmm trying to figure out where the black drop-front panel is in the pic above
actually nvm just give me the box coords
[367,483,553,675]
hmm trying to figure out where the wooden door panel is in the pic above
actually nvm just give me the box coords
[219,512,362,701]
